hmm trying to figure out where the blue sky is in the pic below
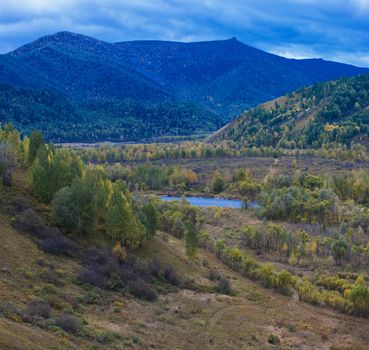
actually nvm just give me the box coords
[0,0,369,66]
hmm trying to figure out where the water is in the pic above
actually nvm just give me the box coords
[160,195,259,209]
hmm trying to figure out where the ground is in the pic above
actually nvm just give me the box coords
[1,211,369,349]
[2,165,369,349]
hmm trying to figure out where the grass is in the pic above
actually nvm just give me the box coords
[2,167,369,349]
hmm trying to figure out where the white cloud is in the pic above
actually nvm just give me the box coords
[0,0,368,67]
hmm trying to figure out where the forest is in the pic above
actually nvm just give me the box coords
[211,74,369,149]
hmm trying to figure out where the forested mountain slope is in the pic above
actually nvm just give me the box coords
[209,73,369,148]
[0,84,222,142]
[0,31,368,141]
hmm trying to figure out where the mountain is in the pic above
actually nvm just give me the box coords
[208,73,369,148]
[113,37,369,116]
[0,31,368,141]
[0,83,222,142]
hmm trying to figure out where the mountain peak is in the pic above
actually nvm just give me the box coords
[9,31,107,57]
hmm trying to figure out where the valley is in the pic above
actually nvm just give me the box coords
[1,25,369,350]
[3,124,369,349]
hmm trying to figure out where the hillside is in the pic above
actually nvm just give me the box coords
[209,73,369,148]
[0,84,223,142]
[0,31,368,142]
[2,169,369,349]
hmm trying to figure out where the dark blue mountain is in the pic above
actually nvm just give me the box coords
[0,31,368,141]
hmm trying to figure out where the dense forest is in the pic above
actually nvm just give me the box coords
[210,73,369,148]
[0,84,224,142]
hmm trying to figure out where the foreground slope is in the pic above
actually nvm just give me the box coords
[209,73,369,148]
[1,170,369,349]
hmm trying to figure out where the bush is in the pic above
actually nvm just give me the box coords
[79,289,103,305]
[40,270,64,287]
[163,267,182,287]
[15,209,47,238]
[147,259,161,277]
[207,268,221,281]
[23,301,51,323]
[78,268,106,289]
[128,279,157,301]
[56,315,81,335]
[216,277,232,295]
[267,334,280,345]
[2,196,30,215]
[42,233,77,257]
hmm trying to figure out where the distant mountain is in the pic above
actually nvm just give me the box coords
[113,37,369,116]
[208,73,369,148]
[0,83,222,142]
[0,31,368,141]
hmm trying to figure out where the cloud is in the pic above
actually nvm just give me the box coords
[0,0,368,66]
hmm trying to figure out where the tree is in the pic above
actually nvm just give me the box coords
[52,187,76,231]
[0,141,12,186]
[185,223,198,260]
[349,276,369,317]
[52,176,97,234]
[139,203,157,239]
[331,238,348,265]
[212,170,225,194]
[107,181,145,248]
[28,131,44,165]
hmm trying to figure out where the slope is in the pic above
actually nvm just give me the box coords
[2,32,369,116]
[0,83,223,142]
[1,169,369,349]
[208,73,369,148]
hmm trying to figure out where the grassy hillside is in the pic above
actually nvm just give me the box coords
[2,169,369,349]
[209,73,369,148]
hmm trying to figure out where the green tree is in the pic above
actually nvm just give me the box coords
[52,176,97,234]
[212,170,225,194]
[331,238,348,265]
[185,224,198,260]
[139,203,157,239]
[349,276,369,317]
[107,181,145,248]
[28,130,45,165]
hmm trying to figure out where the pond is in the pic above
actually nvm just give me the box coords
[160,195,260,209]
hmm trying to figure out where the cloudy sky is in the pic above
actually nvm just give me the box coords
[0,0,369,66]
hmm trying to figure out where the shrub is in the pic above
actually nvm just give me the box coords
[267,334,280,345]
[128,279,157,301]
[42,234,77,257]
[216,277,232,295]
[15,209,47,238]
[2,196,30,215]
[79,289,103,305]
[94,330,122,344]
[56,315,81,335]
[78,268,105,289]
[207,268,221,281]
[23,301,51,323]
[146,259,161,277]
[163,267,182,287]
[40,270,64,287]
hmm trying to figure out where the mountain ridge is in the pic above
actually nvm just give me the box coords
[208,73,369,148]
[1,31,369,142]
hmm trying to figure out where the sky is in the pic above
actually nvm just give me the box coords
[0,0,369,67]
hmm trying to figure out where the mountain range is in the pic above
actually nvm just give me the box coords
[0,31,368,142]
